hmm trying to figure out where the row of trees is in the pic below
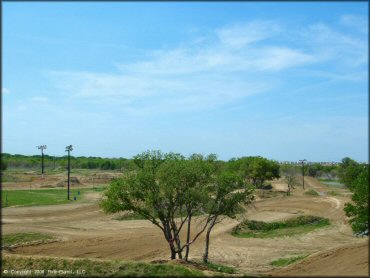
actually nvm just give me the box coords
[1,153,136,171]
[101,151,269,262]
[279,163,339,180]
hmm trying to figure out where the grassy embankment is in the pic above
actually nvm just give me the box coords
[2,232,56,247]
[232,215,330,238]
[2,255,204,277]
[1,186,105,208]
[270,255,308,267]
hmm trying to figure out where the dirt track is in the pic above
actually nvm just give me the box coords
[2,177,368,275]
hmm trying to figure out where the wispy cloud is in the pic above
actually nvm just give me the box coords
[340,14,368,33]
[47,18,366,115]
[30,96,49,102]
[2,88,10,95]
[303,22,367,67]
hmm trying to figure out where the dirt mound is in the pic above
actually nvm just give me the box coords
[270,241,369,276]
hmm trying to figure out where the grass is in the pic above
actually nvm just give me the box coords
[232,215,330,238]
[327,190,342,196]
[2,255,204,277]
[203,262,235,274]
[270,255,308,267]
[2,232,55,247]
[319,179,346,189]
[304,189,319,196]
[114,212,147,221]
[1,187,105,208]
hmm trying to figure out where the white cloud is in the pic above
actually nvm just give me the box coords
[48,19,366,115]
[304,23,367,67]
[30,96,49,102]
[216,21,281,48]
[2,88,10,95]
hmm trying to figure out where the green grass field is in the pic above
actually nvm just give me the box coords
[232,215,330,238]
[2,255,204,277]
[318,179,346,189]
[2,232,56,247]
[1,187,105,208]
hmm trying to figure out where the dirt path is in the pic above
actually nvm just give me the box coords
[2,178,367,275]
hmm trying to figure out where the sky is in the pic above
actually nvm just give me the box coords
[2,2,368,162]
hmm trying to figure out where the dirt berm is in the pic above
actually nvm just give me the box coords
[270,241,368,276]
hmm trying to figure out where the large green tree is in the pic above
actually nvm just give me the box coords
[228,156,280,188]
[100,151,217,260]
[343,164,369,235]
[339,157,362,189]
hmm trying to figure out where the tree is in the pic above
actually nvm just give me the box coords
[202,172,254,263]
[307,163,323,178]
[100,150,216,260]
[344,165,369,235]
[229,156,280,189]
[339,157,362,189]
[285,171,298,196]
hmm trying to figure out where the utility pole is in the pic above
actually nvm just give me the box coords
[37,145,47,176]
[299,159,307,189]
[65,145,73,200]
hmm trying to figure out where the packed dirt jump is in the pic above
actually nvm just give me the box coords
[2,175,368,276]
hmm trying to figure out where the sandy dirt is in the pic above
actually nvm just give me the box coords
[2,176,368,276]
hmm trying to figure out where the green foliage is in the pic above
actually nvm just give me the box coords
[305,189,319,196]
[1,159,7,170]
[338,157,363,189]
[101,150,254,261]
[101,151,219,259]
[232,215,330,238]
[344,165,369,235]
[307,163,323,177]
[2,232,55,247]
[2,255,204,277]
[270,255,308,267]
[114,212,147,221]
[227,156,280,188]
[1,153,135,172]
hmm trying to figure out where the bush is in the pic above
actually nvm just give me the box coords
[233,215,329,233]
[305,189,319,196]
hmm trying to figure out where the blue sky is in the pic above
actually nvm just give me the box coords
[3,2,368,162]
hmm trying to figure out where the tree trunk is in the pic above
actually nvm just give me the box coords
[163,224,177,260]
[203,217,217,263]
[171,248,176,260]
[185,213,192,261]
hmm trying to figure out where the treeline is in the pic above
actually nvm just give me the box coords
[280,163,339,180]
[1,153,136,171]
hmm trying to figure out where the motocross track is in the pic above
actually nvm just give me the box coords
[2,176,368,276]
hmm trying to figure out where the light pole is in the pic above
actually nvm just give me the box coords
[37,145,47,176]
[65,145,73,200]
[299,159,307,189]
